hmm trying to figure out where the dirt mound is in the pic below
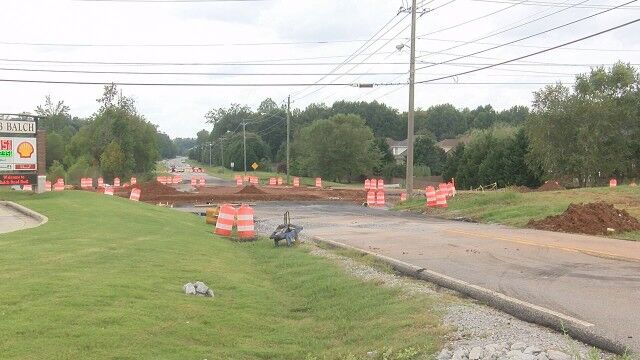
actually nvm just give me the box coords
[528,202,640,235]
[236,185,267,195]
[132,181,181,199]
[536,180,565,192]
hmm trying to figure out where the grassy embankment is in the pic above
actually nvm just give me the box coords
[0,190,443,359]
[186,160,360,188]
[395,186,640,241]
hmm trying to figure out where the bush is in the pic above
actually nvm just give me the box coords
[47,160,66,182]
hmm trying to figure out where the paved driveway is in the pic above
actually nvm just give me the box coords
[0,202,41,234]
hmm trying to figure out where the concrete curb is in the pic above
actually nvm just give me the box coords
[312,236,632,356]
[0,201,48,226]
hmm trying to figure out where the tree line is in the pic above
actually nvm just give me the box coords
[38,85,175,184]
[190,62,639,188]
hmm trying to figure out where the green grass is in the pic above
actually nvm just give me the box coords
[395,186,640,241]
[0,191,444,359]
[187,160,360,188]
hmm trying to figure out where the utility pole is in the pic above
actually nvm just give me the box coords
[286,95,291,184]
[405,0,417,196]
[208,143,212,167]
[220,142,224,168]
[242,121,247,176]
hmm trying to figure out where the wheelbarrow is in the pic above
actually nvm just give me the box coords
[269,211,303,247]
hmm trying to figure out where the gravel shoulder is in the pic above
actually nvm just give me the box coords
[256,218,624,360]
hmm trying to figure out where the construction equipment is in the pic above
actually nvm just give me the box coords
[270,211,303,247]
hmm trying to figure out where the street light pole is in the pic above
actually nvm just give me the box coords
[286,95,291,184]
[242,121,247,176]
[405,0,417,196]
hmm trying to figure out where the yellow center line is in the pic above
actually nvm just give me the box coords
[444,228,640,263]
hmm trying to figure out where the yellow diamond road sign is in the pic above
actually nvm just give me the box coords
[251,162,258,170]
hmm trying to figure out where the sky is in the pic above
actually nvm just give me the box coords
[0,0,638,138]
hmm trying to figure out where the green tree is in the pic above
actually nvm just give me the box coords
[45,132,65,167]
[417,104,467,140]
[157,132,178,159]
[225,132,271,171]
[414,135,447,175]
[293,114,380,181]
[47,160,66,182]
[100,141,126,180]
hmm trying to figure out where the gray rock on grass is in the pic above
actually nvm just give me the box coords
[184,281,213,297]
[183,282,196,295]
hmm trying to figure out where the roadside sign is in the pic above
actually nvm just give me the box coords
[230,162,235,168]
[0,137,37,171]
[0,174,37,185]
[251,162,258,170]
[0,119,36,134]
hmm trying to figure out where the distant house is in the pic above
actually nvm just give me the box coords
[385,138,408,164]
[436,135,470,154]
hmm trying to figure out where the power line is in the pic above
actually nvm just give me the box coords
[416,0,592,62]
[0,67,406,76]
[0,79,373,87]
[418,36,640,52]
[417,0,638,71]
[416,17,640,84]
[469,0,640,9]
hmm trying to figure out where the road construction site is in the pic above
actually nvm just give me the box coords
[157,159,640,356]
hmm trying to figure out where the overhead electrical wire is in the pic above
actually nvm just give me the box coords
[468,0,640,9]
[417,0,637,71]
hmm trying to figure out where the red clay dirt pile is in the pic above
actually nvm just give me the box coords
[528,202,640,235]
[132,181,181,199]
[236,185,267,195]
[536,180,565,192]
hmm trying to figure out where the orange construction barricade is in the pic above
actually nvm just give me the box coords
[400,192,407,202]
[369,178,377,191]
[436,189,447,208]
[367,190,376,207]
[236,177,243,187]
[364,179,370,190]
[269,177,276,186]
[293,177,300,187]
[190,177,197,186]
[609,178,617,188]
[214,204,236,237]
[97,177,104,187]
[44,181,52,192]
[104,186,114,196]
[130,188,141,202]
[237,204,256,240]
[198,176,206,186]
[315,177,322,188]
[377,179,384,190]
[277,177,283,186]
[114,177,121,188]
[425,186,437,207]
[376,190,385,207]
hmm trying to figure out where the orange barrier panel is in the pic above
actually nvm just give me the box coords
[315,177,322,188]
[367,190,376,207]
[214,204,236,237]
[293,177,300,187]
[376,190,385,207]
[609,178,617,188]
[130,188,141,202]
[425,186,437,207]
[237,204,256,240]
[400,192,407,202]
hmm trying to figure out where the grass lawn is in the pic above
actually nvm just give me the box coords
[186,160,360,189]
[395,185,640,241]
[0,191,443,359]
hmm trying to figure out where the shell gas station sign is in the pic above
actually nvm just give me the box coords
[0,138,37,171]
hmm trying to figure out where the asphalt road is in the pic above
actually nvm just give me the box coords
[163,157,232,187]
[252,202,640,352]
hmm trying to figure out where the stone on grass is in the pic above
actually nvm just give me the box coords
[469,346,484,360]
[184,281,213,297]
[183,282,196,295]
[546,350,570,360]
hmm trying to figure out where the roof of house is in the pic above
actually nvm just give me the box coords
[385,138,408,148]
[436,135,471,151]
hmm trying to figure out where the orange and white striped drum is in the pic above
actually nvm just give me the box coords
[293,177,300,187]
[237,204,256,240]
[214,204,236,237]
[129,188,141,202]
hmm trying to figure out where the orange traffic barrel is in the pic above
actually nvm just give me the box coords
[237,204,256,240]
[367,190,376,207]
[425,186,437,207]
[315,177,322,188]
[277,177,283,186]
[400,192,407,202]
[376,190,385,207]
[293,177,300,187]
[377,179,384,190]
[364,179,370,190]
[269,177,276,186]
[214,204,236,237]
[436,189,447,208]
[609,178,617,188]
[236,177,243,187]
[129,188,141,201]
